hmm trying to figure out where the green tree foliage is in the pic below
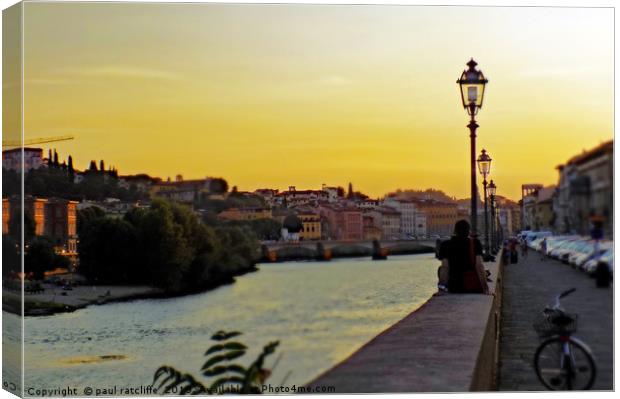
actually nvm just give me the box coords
[24,236,68,280]
[77,206,106,237]
[209,178,229,194]
[78,199,259,292]
[78,217,138,284]
[8,210,36,244]
[154,330,279,395]
[282,214,303,233]
[1,166,146,202]
[222,219,281,241]
[2,236,20,277]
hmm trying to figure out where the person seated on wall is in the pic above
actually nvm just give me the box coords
[437,220,489,294]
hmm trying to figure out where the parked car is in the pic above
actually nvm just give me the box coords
[572,241,613,270]
[548,237,582,260]
[584,249,614,277]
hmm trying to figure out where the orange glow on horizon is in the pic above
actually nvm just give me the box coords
[12,3,613,201]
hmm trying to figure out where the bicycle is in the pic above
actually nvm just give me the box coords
[532,288,596,390]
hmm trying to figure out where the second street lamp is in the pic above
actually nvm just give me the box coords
[457,58,488,236]
[488,180,497,250]
[477,149,492,259]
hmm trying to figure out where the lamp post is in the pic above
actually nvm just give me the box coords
[457,59,488,236]
[488,180,497,250]
[477,149,492,258]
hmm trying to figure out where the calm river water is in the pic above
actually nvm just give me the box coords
[14,254,438,392]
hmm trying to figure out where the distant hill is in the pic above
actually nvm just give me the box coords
[386,188,457,203]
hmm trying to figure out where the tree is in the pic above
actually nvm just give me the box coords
[209,178,229,194]
[2,236,20,277]
[78,199,259,292]
[100,159,105,172]
[25,236,65,280]
[337,186,345,198]
[283,214,303,233]
[9,210,36,244]
[47,149,52,168]
[89,160,98,172]
[347,182,353,199]
[53,150,59,167]
[77,206,106,237]
[78,217,138,284]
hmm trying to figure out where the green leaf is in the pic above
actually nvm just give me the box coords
[204,344,224,355]
[211,330,242,341]
[201,354,226,371]
[202,365,228,377]
[201,350,245,370]
[224,350,245,361]
[204,341,247,355]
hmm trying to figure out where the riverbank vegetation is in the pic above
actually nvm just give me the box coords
[78,199,259,293]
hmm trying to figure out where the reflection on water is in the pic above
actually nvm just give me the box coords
[17,254,437,391]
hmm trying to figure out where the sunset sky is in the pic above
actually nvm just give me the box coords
[13,2,614,200]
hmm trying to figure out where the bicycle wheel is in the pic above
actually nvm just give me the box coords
[534,337,596,390]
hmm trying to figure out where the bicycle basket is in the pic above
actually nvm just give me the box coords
[533,311,578,338]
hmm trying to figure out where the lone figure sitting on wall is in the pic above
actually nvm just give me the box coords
[437,220,489,294]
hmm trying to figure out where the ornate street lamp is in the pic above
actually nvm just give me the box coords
[487,180,497,250]
[477,149,492,258]
[458,58,488,236]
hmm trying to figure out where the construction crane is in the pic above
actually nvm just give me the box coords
[2,135,74,148]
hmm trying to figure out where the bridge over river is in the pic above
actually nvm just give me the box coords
[261,239,437,261]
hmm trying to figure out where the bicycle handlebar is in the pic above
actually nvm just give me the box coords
[559,288,576,299]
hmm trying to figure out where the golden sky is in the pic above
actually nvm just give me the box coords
[14,2,614,200]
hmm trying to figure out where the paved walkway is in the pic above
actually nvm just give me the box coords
[498,251,613,390]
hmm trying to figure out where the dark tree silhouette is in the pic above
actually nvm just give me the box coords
[89,160,98,171]
[53,150,59,167]
[99,159,105,172]
[347,182,353,199]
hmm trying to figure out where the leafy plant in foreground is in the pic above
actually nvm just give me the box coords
[154,330,280,395]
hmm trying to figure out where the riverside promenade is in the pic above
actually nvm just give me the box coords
[498,252,613,390]
[309,258,502,392]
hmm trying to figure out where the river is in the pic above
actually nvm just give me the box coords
[10,254,438,393]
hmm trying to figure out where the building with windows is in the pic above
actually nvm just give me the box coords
[554,140,613,237]
[3,196,78,258]
[368,206,401,240]
[318,204,363,241]
[413,199,459,237]
[217,207,272,221]
[2,147,44,172]
[297,210,321,241]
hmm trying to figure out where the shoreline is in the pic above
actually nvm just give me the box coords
[3,267,258,317]
[4,251,434,317]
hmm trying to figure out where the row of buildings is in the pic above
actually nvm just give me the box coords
[214,185,524,242]
[2,196,78,259]
[3,146,527,246]
[521,140,613,238]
